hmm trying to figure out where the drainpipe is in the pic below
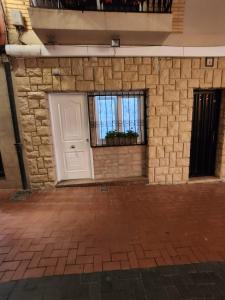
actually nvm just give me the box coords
[3,58,28,190]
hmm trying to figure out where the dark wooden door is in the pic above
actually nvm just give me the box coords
[189,90,221,177]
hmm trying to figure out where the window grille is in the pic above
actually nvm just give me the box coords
[88,91,147,147]
[0,152,5,178]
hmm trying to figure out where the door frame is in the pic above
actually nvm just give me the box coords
[49,93,94,182]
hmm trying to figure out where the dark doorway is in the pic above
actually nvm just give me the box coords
[189,89,221,177]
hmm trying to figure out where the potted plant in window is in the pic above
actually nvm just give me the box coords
[105,130,139,146]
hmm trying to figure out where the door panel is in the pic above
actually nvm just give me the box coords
[50,94,92,181]
[189,90,221,177]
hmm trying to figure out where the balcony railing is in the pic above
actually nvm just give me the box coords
[30,0,173,13]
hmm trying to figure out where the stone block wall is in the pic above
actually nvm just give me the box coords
[93,146,146,179]
[12,57,225,189]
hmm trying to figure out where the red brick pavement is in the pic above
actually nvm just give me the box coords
[0,182,225,282]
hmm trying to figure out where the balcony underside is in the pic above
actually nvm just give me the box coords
[29,8,172,45]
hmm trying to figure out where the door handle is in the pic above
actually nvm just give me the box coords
[71,145,76,149]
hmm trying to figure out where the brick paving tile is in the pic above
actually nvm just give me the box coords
[103,261,121,271]
[112,253,128,262]
[76,255,93,264]
[0,183,225,282]
[23,267,45,279]
[39,258,57,267]
[54,257,66,275]
[64,264,83,274]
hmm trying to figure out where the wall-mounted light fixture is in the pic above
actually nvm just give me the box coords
[111,38,120,48]
[205,57,214,67]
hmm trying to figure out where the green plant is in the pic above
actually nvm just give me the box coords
[105,130,139,139]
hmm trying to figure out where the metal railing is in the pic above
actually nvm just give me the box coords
[30,0,173,13]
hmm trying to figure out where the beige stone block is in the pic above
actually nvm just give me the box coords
[39,145,52,157]
[156,146,165,158]
[60,68,72,75]
[25,58,37,68]
[157,85,163,96]
[152,58,160,74]
[112,59,124,72]
[160,69,169,84]
[146,74,158,85]
[192,58,201,69]
[30,174,48,183]
[34,109,48,121]
[16,77,30,92]
[125,64,137,72]
[148,167,155,183]
[71,58,83,75]
[154,128,167,137]
[125,58,133,65]
[104,67,112,79]
[160,116,167,128]
[41,137,51,144]
[163,137,173,145]
[155,174,166,183]
[27,68,42,77]
[59,58,71,67]
[160,158,169,167]
[28,92,45,99]
[44,157,54,168]
[176,79,187,90]
[113,72,122,80]
[38,85,52,92]
[164,90,179,102]
[213,69,222,87]
[218,58,225,69]
[98,58,111,66]
[30,77,42,85]
[155,166,169,175]
[122,72,138,82]
[21,115,36,132]
[61,76,75,90]
[139,65,151,75]
[32,136,41,146]
[205,69,213,83]
[170,69,180,79]
[149,158,159,167]
[149,146,156,159]
[168,121,178,136]
[27,151,39,159]
[94,67,104,84]
[160,59,172,69]
[173,173,182,182]
[37,126,49,136]
[105,79,122,90]
[182,142,190,159]
[179,121,191,133]
[177,158,189,167]
[222,70,225,85]
[150,137,162,146]
[173,58,180,69]
[174,143,183,152]
[192,69,205,79]
[150,116,160,128]
[181,59,191,79]
[134,58,142,64]
[188,79,199,88]
[52,76,61,91]
[38,58,59,68]
[169,152,176,167]
[156,106,172,116]
[84,67,93,80]
[122,82,131,90]
[132,82,146,89]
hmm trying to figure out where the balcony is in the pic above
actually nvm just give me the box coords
[29,0,173,45]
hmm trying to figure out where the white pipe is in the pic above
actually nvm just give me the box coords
[5,44,225,57]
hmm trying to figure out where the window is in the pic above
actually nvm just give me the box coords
[88,91,146,147]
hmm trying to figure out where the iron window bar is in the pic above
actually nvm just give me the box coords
[30,0,173,13]
[88,90,147,147]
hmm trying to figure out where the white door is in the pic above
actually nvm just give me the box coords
[49,94,93,181]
